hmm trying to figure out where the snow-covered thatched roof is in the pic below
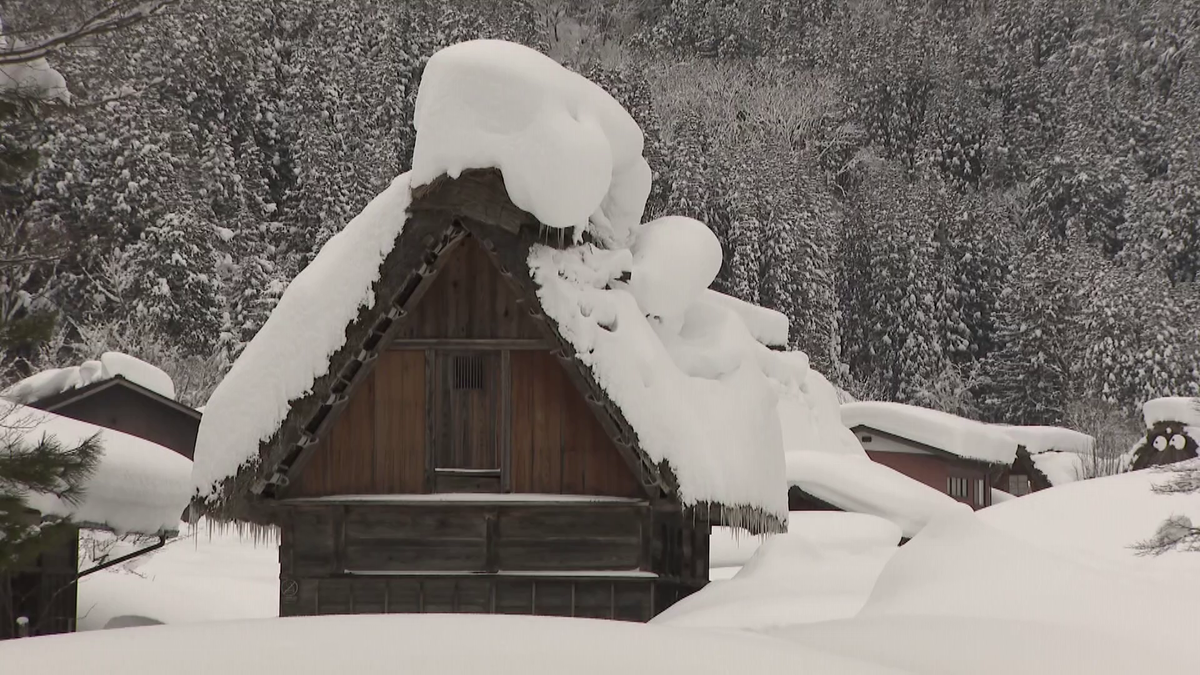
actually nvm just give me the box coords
[192,40,797,533]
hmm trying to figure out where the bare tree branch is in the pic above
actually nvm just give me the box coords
[0,1,176,65]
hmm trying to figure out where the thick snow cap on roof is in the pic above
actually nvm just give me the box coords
[530,242,791,526]
[411,40,651,245]
[3,352,176,405]
[1143,396,1200,428]
[191,173,413,497]
[5,402,190,535]
[994,425,1094,456]
[841,401,1016,465]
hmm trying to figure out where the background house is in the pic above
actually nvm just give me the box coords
[990,426,1097,495]
[3,352,200,461]
[840,402,1016,509]
[0,404,191,639]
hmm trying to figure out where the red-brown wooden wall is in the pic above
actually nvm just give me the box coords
[289,235,642,499]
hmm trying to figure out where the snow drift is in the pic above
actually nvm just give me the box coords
[3,351,176,404]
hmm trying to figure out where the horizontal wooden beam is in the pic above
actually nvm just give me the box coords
[389,338,548,350]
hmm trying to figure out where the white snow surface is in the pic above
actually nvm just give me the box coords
[1029,450,1086,486]
[1142,395,1200,427]
[191,173,413,497]
[529,243,791,523]
[981,465,1200,579]
[994,424,1094,455]
[787,453,966,539]
[656,512,901,630]
[3,352,175,404]
[5,402,191,535]
[841,401,1016,464]
[2,614,902,675]
[627,216,722,319]
[777,370,962,538]
[412,40,650,245]
[702,289,789,347]
[776,511,1200,674]
[78,520,279,630]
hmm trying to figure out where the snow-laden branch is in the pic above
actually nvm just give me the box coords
[0,1,176,65]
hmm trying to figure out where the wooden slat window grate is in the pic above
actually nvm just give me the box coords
[452,355,487,390]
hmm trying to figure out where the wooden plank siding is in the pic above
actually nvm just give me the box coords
[510,351,643,498]
[276,502,703,622]
[392,235,542,341]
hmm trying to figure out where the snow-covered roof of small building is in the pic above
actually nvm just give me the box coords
[993,425,1094,456]
[5,402,191,535]
[3,352,178,405]
[192,41,791,532]
[778,370,963,538]
[841,401,1017,465]
[1143,397,1200,428]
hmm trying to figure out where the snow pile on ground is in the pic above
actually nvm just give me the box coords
[191,173,413,497]
[78,520,280,630]
[775,511,1200,674]
[1143,396,1200,427]
[530,239,792,524]
[778,372,963,538]
[3,402,191,534]
[656,513,900,630]
[412,40,650,245]
[3,351,176,404]
[841,401,1016,464]
[981,467,1200,579]
[1,614,900,675]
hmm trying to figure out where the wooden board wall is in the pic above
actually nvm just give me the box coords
[289,234,642,500]
[510,350,642,498]
[291,350,426,497]
[393,236,542,340]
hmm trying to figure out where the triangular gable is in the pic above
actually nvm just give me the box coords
[271,180,661,502]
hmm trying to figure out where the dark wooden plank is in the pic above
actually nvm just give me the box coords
[434,472,502,493]
[510,351,534,492]
[374,350,425,494]
[344,540,488,572]
[496,539,643,571]
[343,505,486,540]
[390,338,546,349]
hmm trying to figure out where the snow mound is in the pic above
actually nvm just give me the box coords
[841,402,1016,464]
[776,371,962,538]
[787,453,966,539]
[0,614,900,675]
[5,402,191,535]
[530,243,792,524]
[994,425,1094,455]
[776,512,1200,674]
[2,352,175,404]
[981,467,1200,578]
[628,216,722,318]
[702,290,789,347]
[78,519,280,630]
[1143,396,1200,427]
[411,40,650,244]
[191,173,413,497]
[655,512,900,630]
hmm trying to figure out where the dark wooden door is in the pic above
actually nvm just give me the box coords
[433,351,501,491]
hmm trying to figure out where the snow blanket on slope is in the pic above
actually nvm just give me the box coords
[530,235,791,524]
[191,174,413,495]
[4,352,177,404]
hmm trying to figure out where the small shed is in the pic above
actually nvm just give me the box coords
[191,169,790,623]
[990,426,1097,495]
[1127,397,1200,471]
[840,402,1016,510]
[3,353,199,460]
[1,404,191,639]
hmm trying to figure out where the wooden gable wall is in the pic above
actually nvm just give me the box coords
[288,236,642,499]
